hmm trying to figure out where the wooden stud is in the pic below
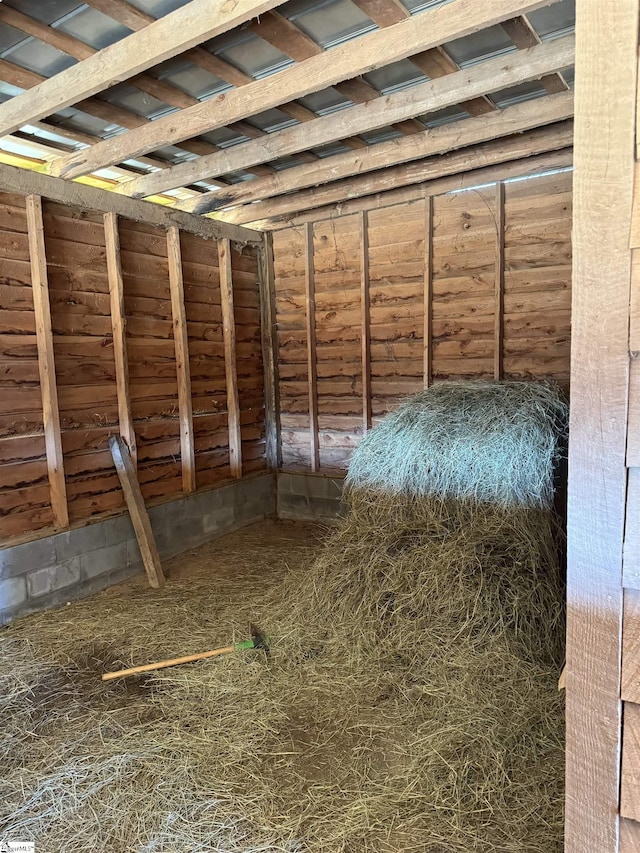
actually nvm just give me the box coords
[360,211,372,432]
[167,226,196,493]
[259,232,281,469]
[494,182,505,380]
[304,222,320,472]
[25,194,68,530]
[104,212,136,466]
[51,0,565,181]
[565,0,639,849]
[219,237,242,479]
[423,196,434,389]
[109,436,165,589]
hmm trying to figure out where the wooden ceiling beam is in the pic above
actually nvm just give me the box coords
[0,20,278,178]
[228,121,574,226]
[0,57,231,186]
[501,15,570,93]
[119,33,574,200]
[209,99,573,223]
[350,0,409,27]
[0,161,261,243]
[80,0,319,163]
[250,10,425,136]
[353,0,496,116]
[193,91,574,215]
[50,0,561,181]
[255,148,572,230]
[0,0,287,136]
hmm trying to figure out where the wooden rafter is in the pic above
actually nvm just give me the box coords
[0,58,217,185]
[0,10,279,180]
[0,0,287,137]
[250,10,425,138]
[48,0,563,181]
[194,88,574,216]
[121,34,574,202]
[256,149,572,230]
[501,15,569,93]
[80,0,322,160]
[213,97,574,224]
[236,122,573,226]
[353,0,496,117]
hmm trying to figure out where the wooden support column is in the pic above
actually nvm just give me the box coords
[494,182,505,380]
[259,232,281,469]
[360,210,372,432]
[423,196,433,388]
[26,194,68,529]
[566,1,640,850]
[304,222,320,471]
[167,226,196,492]
[104,212,136,465]
[218,237,242,478]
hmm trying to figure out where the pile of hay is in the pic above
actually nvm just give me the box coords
[0,381,567,852]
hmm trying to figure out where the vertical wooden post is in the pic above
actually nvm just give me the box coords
[26,195,68,529]
[423,196,433,389]
[304,222,320,471]
[360,210,372,433]
[218,237,242,478]
[566,1,640,851]
[494,181,505,380]
[104,212,137,466]
[259,232,281,470]
[167,226,196,492]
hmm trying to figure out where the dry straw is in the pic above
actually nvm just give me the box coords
[1,381,568,852]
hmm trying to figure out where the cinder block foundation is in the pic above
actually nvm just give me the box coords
[277,471,345,522]
[0,473,275,625]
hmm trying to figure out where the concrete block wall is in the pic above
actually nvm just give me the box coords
[277,472,345,522]
[0,473,274,625]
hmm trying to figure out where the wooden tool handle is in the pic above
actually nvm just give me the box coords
[102,645,235,681]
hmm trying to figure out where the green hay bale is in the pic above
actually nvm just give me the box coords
[346,381,568,507]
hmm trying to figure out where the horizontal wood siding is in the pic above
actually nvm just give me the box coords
[273,169,573,473]
[0,196,266,542]
[44,201,122,522]
[232,244,267,476]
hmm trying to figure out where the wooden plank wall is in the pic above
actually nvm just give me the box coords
[0,191,266,542]
[273,168,572,472]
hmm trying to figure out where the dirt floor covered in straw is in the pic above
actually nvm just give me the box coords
[1,520,325,852]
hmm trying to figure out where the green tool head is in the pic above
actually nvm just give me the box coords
[249,622,270,652]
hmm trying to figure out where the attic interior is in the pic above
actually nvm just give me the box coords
[0,0,637,851]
